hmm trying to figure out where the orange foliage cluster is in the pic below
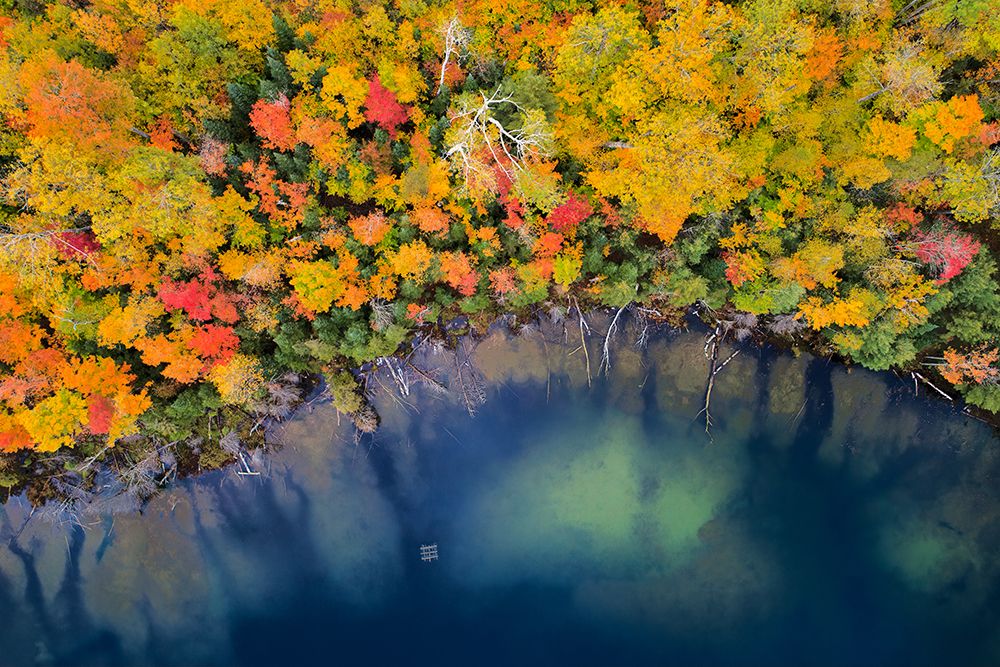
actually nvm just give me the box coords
[940,348,1000,386]
[250,95,296,151]
[348,212,392,246]
[439,252,478,296]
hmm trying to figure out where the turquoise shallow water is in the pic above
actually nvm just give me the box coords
[1,315,999,666]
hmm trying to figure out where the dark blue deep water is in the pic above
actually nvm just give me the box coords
[2,317,999,667]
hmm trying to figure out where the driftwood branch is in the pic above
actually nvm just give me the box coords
[573,298,592,387]
[453,344,486,415]
[600,305,627,376]
[714,349,742,376]
[236,451,260,477]
[383,356,411,397]
[788,397,808,426]
[697,326,721,438]
[405,360,449,394]
[912,371,954,401]
[857,87,886,103]
[696,326,741,440]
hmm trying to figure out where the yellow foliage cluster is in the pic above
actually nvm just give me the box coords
[799,290,877,329]
[209,354,264,406]
[288,252,370,313]
[389,240,435,281]
[865,116,916,161]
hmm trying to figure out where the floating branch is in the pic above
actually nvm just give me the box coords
[912,371,954,401]
[600,305,627,376]
[573,298,592,387]
[697,325,741,440]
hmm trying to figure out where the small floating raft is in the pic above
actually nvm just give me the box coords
[419,543,439,562]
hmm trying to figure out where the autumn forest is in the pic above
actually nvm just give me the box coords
[0,0,999,497]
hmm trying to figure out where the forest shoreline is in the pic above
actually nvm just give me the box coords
[2,298,993,517]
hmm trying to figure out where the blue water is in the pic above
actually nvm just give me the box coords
[1,317,999,666]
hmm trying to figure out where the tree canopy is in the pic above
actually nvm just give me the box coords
[0,0,999,466]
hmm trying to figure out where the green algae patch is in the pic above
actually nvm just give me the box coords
[766,356,807,416]
[876,513,977,596]
[81,500,219,660]
[644,444,746,563]
[818,367,890,467]
[447,399,748,589]
[448,410,649,584]
[762,356,809,450]
[471,327,554,386]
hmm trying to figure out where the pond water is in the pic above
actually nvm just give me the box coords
[2,314,1000,667]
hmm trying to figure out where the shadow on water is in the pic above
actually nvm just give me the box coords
[737,371,899,665]
[1,317,999,667]
[792,357,836,456]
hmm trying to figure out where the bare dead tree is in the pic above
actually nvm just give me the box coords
[894,0,944,27]
[369,298,395,331]
[370,370,416,415]
[546,303,567,327]
[217,429,268,479]
[405,360,450,396]
[633,307,661,349]
[34,472,103,531]
[219,430,242,458]
[443,87,553,190]
[698,325,722,437]
[437,16,472,94]
[857,45,941,107]
[767,313,806,337]
[0,226,95,281]
[114,447,161,498]
[726,311,758,341]
[254,373,303,419]
[36,497,87,531]
[965,148,1000,220]
[636,318,651,349]
[352,404,380,433]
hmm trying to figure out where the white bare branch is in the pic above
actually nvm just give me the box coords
[600,305,627,376]
[443,87,553,193]
[437,16,471,95]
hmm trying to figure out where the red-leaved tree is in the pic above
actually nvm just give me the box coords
[547,193,593,233]
[158,269,239,323]
[911,227,981,284]
[364,76,409,138]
